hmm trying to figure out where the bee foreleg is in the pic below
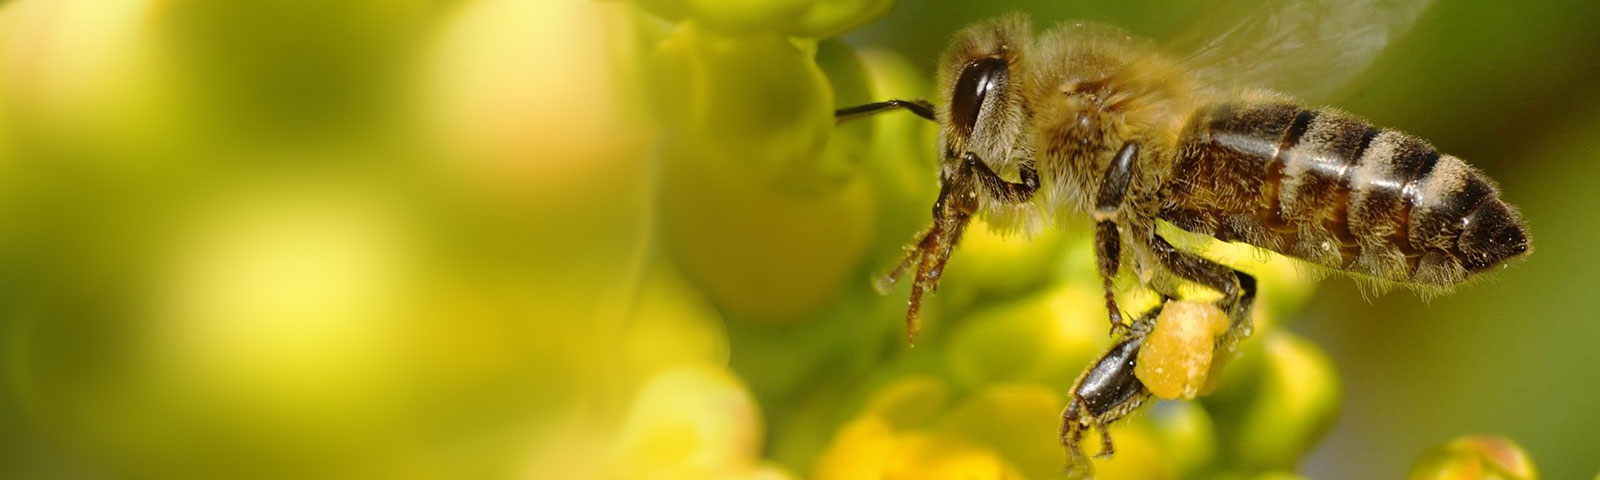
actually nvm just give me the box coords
[878,179,976,346]
[873,225,932,294]
[1147,234,1259,350]
[834,99,937,123]
[959,152,1038,203]
[881,148,1039,346]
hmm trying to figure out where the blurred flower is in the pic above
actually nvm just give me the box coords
[649,22,834,188]
[650,23,882,322]
[632,0,812,34]
[936,219,1073,310]
[850,45,940,225]
[154,0,447,138]
[815,378,1186,480]
[1407,435,1539,480]
[419,0,648,203]
[659,151,878,321]
[0,0,186,167]
[1146,401,1219,477]
[815,417,1028,480]
[1204,331,1342,472]
[630,0,894,38]
[607,366,787,480]
[145,178,420,438]
[622,267,732,382]
[943,280,1106,389]
[516,364,793,480]
[788,0,898,38]
[813,380,1048,479]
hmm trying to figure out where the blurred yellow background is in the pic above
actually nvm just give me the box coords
[0,0,1595,479]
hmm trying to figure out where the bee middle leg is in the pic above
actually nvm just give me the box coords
[1091,143,1141,336]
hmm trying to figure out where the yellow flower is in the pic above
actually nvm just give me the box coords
[1407,435,1539,480]
[815,417,1027,480]
[1205,332,1342,471]
[593,365,794,480]
[815,379,1181,480]
[630,0,895,38]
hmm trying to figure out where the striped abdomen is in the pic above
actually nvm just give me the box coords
[1159,100,1531,287]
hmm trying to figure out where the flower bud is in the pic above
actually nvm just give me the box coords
[652,24,878,321]
[1207,332,1341,470]
[945,283,1106,389]
[1147,401,1219,476]
[1080,423,1174,480]
[859,376,952,430]
[623,267,731,379]
[611,366,766,477]
[631,0,894,39]
[939,219,1070,305]
[1406,435,1538,480]
[691,0,815,33]
[649,22,834,186]
[787,0,896,38]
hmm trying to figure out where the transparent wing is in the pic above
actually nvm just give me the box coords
[1166,0,1435,102]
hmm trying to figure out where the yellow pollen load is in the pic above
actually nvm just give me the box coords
[1135,300,1230,399]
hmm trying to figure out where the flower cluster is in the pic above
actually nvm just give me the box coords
[619,0,1547,478]
[0,0,1544,478]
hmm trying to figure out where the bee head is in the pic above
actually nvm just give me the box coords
[937,15,1032,177]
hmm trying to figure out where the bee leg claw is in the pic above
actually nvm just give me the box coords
[1107,318,1129,338]
[1059,403,1095,477]
[1060,315,1157,475]
[1095,424,1116,458]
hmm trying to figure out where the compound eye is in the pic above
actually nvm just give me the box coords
[949,56,1009,140]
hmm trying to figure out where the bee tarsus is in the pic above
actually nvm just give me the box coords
[1059,305,1162,476]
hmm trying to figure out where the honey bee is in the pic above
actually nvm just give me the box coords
[837,0,1531,475]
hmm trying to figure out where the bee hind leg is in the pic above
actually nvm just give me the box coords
[1146,233,1259,351]
[1096,423,1116,458]
[1059,305,1160,475]
[1058,400,1096,477]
